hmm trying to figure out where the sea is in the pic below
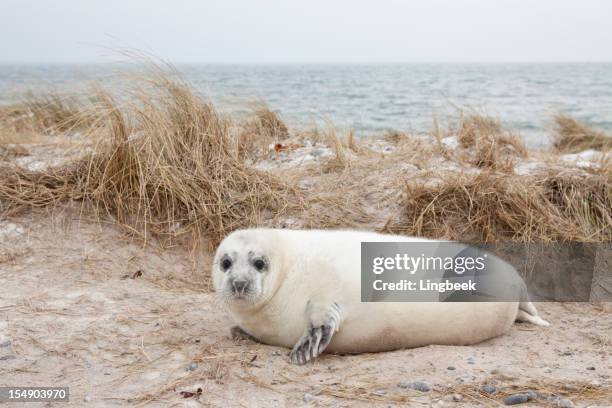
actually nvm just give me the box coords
[1,63,611,147]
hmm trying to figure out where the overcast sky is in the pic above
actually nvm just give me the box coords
[1,0,611,63]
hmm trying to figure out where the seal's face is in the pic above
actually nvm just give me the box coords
[212,230,280,309]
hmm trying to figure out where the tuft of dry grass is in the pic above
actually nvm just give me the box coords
[0,93,89,141]
[553,114,612,153]
[236,104,289,160]
[0,164,74,213]
[0,63,298,245]
[389,169,611,243]
[383,130,411,145]
[252,104,289,140]
[457,114,528,172]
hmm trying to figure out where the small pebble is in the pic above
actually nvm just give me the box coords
[410,381,431,392]
[557,398,574,408]
[504,393,531,405]
[186,362,198,371]
[303,393,317,403]
[0,340,10,348]
[586,366,596,371]
[467,357,475,364]
[83,396,91,403]
[452,394,463,402]
[447,366,456,371]
[480,384,496,394]
[373,389,386,396]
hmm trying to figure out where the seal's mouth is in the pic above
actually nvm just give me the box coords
[224,286,253,301]
[225,291,258,307]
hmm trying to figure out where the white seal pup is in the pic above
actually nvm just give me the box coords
[212,228,549,364]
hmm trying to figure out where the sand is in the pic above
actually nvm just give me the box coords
[0,208,609,408]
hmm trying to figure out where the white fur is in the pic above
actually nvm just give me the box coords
[212,229,549,354]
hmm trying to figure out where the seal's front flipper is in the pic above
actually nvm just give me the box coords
[289,301,343,364]
[230,326,260,342]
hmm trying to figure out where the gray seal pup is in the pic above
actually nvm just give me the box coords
[212,228,549,364]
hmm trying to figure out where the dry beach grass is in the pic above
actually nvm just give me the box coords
[1,64,298,245]
[389,169,612,242]
[554,113,612,153]
[1,70,611,245]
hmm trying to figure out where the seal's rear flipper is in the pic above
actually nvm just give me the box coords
[516,301,550,326]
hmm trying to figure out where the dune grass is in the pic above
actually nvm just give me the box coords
[236,104,289,160]
[388,169,611,242]
[456,114,528,172]
[0,93,90,142]
[0,63,610,245]
[553,114,612,153]
[0,64,297,245]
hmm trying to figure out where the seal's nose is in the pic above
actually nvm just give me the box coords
[232,279,249,295]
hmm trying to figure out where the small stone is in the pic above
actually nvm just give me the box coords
[504,393,531,405]
[186,362,198,371]
[303,393,316,403]
[467,357,475,364]
[480,384,496,394]
[447,366,456,371]
[410,381,431,392]
[557,398,574,408]
[0,340,10,348]
[586,366,596,370]
[271,350,282,356]
[373,389,386,396]
[452,394,463,402]
[83,396,91,403]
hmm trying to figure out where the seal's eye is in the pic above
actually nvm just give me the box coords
[221,257,232,271]
[253,259,266,272]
